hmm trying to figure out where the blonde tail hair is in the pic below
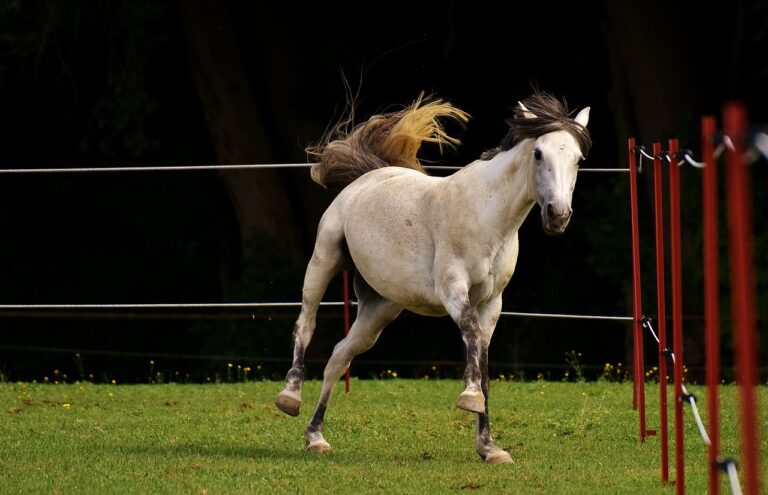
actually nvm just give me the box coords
[308,94,470,192]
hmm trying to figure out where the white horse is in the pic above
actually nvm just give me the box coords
[276,92,591,464]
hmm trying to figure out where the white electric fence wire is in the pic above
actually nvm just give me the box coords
[640,319,711,445]
[637,147,655,173]
[680,154,706,168]
[632,132,768,171]
[682,386,712,446]
[500,311,632,321]
[726,461,743,495]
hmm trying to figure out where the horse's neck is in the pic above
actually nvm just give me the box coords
[449,142,536,237]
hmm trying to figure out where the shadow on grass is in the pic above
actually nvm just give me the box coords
[114,441,398,464]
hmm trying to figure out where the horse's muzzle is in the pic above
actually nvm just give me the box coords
[542,203,572,235]
[543,221,569,235]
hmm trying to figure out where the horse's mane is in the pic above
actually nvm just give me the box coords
[481,91,592,160]
[308,93,469,193]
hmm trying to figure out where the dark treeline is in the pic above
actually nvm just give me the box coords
[0,1,765,382]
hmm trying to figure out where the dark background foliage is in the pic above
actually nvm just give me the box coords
[0,0,765,382]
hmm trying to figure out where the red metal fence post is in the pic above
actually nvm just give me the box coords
[701,116,721,495]
[343,270,351,394]
[723,103,762,495]
[629,137,647,441]
[653,142,670,484]
[668,138,685,494]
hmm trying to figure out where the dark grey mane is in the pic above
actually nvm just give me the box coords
[481,91,592,160]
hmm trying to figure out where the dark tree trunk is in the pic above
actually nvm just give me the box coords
[603,0,704,370]
[179,1,303,264]
[604,0,700,144]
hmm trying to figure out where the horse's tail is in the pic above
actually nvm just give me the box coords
[308,94,469,191]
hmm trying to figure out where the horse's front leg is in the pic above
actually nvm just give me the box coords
[475,297,513,464]
[437,267,484,414]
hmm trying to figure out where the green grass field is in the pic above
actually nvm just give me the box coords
[1,380,766,494]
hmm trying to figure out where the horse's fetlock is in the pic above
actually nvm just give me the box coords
[285,367,304,387]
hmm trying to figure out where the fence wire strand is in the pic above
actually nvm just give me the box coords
[0,162,630,174]
[0,301,350,310]
[500,311,632,321]
[726,461,743,495]
[0,302,631,323]
[635,129,768,172]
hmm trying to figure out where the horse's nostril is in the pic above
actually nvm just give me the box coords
[546,203,555,217]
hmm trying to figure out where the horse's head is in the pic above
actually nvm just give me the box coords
[480,91,592,235]
[520,102,590,235]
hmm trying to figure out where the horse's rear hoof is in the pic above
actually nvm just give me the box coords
[307,440,331,454]
[275,390,301,417]
[484,448,513,464]
[456,391,485,413]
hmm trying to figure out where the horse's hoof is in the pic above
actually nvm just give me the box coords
[275,390,301,417]
[484,448,513,464]
[456,391,485,413]
[307,440,331,454]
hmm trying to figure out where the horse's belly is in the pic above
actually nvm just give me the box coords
[346,228,441,310]
[343,176,442,311]
[404,304,449,317]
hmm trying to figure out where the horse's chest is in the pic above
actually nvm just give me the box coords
[474,235,520,303]
[468,277,495,306]
[468,267,509,305]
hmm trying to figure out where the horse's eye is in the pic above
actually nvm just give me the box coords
[533,149,543,160]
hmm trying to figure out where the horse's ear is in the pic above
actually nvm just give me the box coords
[574,106,590,127]
[517,101,537,119]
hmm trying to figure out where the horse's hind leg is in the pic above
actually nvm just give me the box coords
[304,274,402,453]
[275,218,346,417]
